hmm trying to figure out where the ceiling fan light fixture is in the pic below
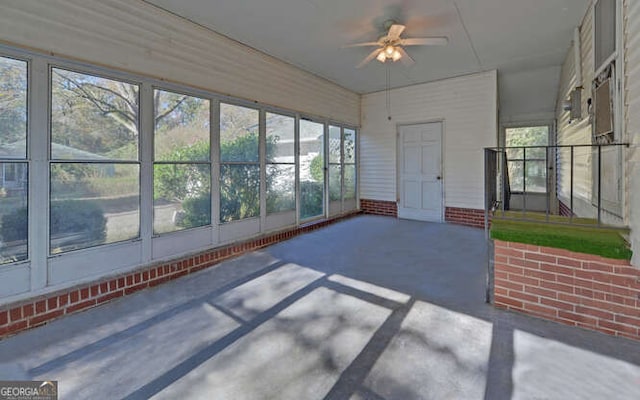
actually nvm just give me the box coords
[384,45,395,56]
[391,49,402,62]
[376,51,387,62]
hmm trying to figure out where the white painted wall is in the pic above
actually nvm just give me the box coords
[624,0,640,265]
[0,0,359,126]
[360,70,498,210]
[556,6,594,216]
[499,66,562,124]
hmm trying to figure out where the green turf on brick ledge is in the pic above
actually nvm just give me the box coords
[490,215,632,260]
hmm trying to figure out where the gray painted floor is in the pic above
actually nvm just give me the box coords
[1,215,639,399]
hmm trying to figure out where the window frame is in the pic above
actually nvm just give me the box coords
[503,124,552,195]
[298,116,326,222]
[218,101,261,224]
[327,124,343,211]
[0,42,359,299]
[265,111,296,216]
[48,64,143,255]
[151,87,213,236]
[342,127,357,203]
[0,53,30,267]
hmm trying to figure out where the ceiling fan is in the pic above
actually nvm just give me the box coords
[344,20,448,68]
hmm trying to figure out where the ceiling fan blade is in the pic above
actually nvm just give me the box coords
[357,48,382,68]
[396,47,415,66]
[402,37,448,46]
[387,24,406,40]
[342,42,381,48]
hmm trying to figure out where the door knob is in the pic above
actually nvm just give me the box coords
[437,176,441,180]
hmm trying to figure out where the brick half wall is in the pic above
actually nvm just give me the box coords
[360,199,397,217]
[445,207,486,228]
[494,240,640,340]
[0,212,359,339]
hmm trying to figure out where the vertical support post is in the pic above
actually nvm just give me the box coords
[522,147,527,217]
[484,149,490,240]
[294,115,301,225]
[570,146,574,223]
[211,100,221,244]
[139,83,154,263]
[259,109,267,231]
[28,57,49,290]
[597,144,602,226]
[501,150,506,217]
[545,146,550,222]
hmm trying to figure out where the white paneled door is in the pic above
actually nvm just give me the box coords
[398,122,443,222]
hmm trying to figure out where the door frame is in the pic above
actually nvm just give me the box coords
[396,119,445,222]
[501,121,557,214]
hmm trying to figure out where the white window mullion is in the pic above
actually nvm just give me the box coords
[294,115,301,226]
[139,83,154,262]
[29,57,49,290]
[340,126,345,213]
[211,99,220,244]
[259,109,266,231]
[324,122,329,218]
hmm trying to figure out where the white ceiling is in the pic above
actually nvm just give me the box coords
[144,0,590,118]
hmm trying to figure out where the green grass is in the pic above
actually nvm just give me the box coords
[491,213,632,260]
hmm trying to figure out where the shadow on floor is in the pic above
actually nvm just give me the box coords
[1,216,639,400]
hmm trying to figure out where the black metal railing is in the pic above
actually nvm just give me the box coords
[484,143,629,234]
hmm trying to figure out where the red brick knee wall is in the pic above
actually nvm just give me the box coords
[445,207,486,228]
[0,212,359,339]
[494,240,640,341]
[360,199,397,217]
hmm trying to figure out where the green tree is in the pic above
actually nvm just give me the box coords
[505,126,549,192]
[0,57,27,151]
[154,133,282,224]
[154,141,211,202]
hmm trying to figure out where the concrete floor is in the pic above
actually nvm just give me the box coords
[1,215,639,399]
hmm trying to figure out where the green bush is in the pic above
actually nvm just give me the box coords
[310,154,324,182]
[0,206,27,243]
[50,200,107,245]
[1,200,107,250]
[300,181,323,219]
[154,141,210,202]
[220,164,260,222]
[219,134,262,222]
[266,188,295,214]
[180,194,211,228]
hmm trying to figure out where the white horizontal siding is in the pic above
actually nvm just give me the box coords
[624,0,640,264]
[581,6,594,115]
[556,1,626,226]
[556,3,595,210]
[360,71,498,209]
[0,0,359,125]
[555,40,577,135]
